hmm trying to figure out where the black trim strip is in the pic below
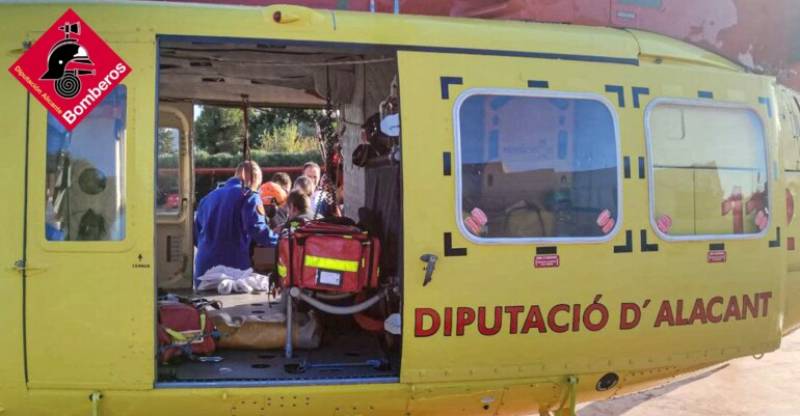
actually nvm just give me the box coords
[442,152,451,176]
[709,243,725,251]
[769,227,781,248]
[440,76,463,100]
[632,86,650,108]
[698,90,714,99]
[536,246,558,255]
[159,35,641,66]
[613,230,633,253]
[605,85,625,107]
[623,156,631,179]
[22,92,30,384]
[638,157,645,179]
[528,80,550,89]
[166,235,173,263]
[444,232,467,257]
[640,230,659,252]
[156,376,401,388]
[403,46,639,65]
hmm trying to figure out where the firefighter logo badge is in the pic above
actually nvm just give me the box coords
[8,9,131,130]
[41,21,94,99]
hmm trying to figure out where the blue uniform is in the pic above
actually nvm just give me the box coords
[193,177,277,285]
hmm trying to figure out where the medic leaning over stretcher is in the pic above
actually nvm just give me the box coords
[193,161,278,289]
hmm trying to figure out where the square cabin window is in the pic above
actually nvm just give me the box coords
[45,86,127,241]
[455,89,621,243]
[646,100,769,239]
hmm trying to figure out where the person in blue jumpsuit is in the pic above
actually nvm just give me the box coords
[193,161,278,288]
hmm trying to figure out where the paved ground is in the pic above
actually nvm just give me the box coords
[577,330,800,416]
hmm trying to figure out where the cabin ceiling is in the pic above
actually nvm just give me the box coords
[159,41,394,107]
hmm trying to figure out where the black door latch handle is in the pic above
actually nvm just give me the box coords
[420,254,438,286]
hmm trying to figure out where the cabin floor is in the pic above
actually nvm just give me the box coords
[157,291,400,386]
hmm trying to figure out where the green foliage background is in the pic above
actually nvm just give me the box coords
[157,106,326,200]
[192,106,324,166]
[160,149,322,168]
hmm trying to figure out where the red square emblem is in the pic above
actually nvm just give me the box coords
[7,9,131,130]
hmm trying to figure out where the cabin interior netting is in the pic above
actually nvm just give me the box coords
[154,39,403,385]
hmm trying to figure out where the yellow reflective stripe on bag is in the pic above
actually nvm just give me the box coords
[164,312,206,344]
[304,255,359,272]
[277,263,287,277]
[164,327,188,342]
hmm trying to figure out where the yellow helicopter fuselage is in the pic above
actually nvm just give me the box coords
[1,2,799,415]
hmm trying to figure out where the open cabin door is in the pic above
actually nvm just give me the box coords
[397,47,783,392]
[23,34,155,389]
[397,49,628,386]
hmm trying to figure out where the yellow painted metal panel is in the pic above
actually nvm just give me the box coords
[0,2,791,414]
[407,386,506,416]
[398,49,782,387]
[22,29,156,389]
[784,167,800,330]
[628,29,741,72]
[9,384,411,416]
[780,86,800,332]
[0,21,29,391]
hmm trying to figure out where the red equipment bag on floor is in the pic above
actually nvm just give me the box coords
[157,302,216,363]
[277,220,381,293]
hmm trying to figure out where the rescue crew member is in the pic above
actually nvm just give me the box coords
[293,175,315,197]
[270,176,315,230]
[285,190,315,223]
[194,161,277,287]
[303,162,323,213]
[303,161,335,217]
[259,172,291,208]
[273,172,291,196]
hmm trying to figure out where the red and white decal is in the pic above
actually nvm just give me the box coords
[7,9,131,130]
[534,254,560,268]
[707,250,727,263]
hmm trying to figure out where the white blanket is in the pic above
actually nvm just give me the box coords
[196,265,270,294]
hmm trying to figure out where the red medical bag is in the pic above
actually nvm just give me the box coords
[277,220,381,293]
[157,302,216,363]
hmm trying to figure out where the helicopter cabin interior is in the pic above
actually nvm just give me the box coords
[154,39,403,386]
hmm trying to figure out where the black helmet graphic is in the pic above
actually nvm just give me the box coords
[40,22,94,99]
[41,41,92,80]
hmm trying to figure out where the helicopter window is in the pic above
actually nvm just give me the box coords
[45,85,127,241]
[156,127,182,216]
[646,100,769,239]
[455,89,620,243]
